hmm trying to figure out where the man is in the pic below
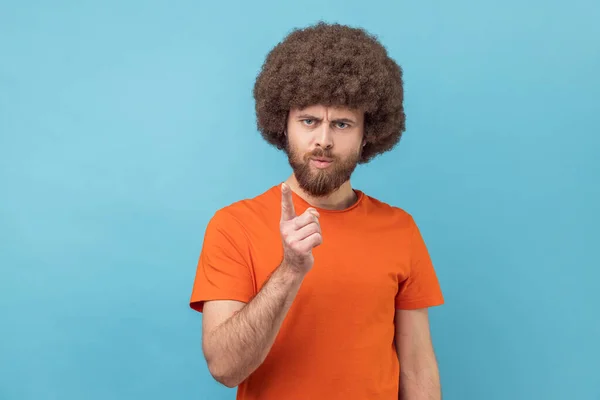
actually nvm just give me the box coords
[189,22,444,400]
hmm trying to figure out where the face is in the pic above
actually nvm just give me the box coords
[285,105,365,197]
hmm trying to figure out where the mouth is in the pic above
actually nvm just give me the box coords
[310,158,333,169]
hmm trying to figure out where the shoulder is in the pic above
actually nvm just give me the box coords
[361,191,417,229]
[209,184,280,228]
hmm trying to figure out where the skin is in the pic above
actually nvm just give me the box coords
[284,104,366,209]
[396,308,442,400]
[202,184,320,388]
[201,105,441,399]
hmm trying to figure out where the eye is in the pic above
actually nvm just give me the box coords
[302,119,315,126]
[335,122,349,129]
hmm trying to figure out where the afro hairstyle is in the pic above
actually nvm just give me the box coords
[252,21,406,164]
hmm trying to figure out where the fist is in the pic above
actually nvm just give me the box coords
[279,183,322,273]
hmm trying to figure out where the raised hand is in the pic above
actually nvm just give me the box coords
[279,183,322,273]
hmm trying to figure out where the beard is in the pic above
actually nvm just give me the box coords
[286,143,361,197]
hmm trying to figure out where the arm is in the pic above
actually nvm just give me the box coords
[395,308,441,400]
[202,262,305,388]
[201,183,322,388]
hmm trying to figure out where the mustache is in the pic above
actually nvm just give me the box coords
[305,148,335,160]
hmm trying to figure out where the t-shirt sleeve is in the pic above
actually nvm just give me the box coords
[189,209,256,313]
[395,216,445,310]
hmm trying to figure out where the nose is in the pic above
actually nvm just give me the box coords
[315,124,334,149]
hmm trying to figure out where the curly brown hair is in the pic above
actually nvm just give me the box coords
[252,21,405,164]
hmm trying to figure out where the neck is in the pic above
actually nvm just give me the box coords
[284,174,358,211]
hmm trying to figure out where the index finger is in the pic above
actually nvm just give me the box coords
[280,183,296,222]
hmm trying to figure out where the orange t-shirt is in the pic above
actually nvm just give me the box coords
[189,184,444,399]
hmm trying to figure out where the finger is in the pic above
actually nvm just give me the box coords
[298,232,323,251]
[280,183,296,222]
[306,208,320,219]
[294,210,319,229]
[294,221,321,241]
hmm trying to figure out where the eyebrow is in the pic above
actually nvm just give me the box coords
[296,114,356,124]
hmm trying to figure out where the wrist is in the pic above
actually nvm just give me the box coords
[279,260,308,281]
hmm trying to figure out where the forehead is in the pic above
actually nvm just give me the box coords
[290,104,363,119]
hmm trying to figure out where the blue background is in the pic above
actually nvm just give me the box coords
[1,1,599,399]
